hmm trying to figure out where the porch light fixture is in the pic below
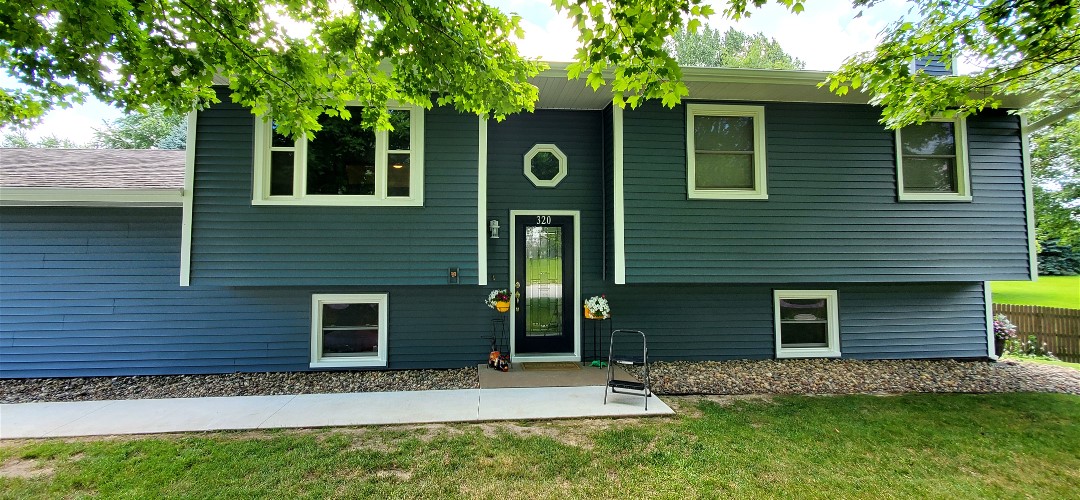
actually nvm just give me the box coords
[488,219,500,239]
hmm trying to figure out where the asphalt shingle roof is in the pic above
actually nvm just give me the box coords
[0,148,185,190]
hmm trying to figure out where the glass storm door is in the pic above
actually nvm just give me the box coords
[514,214,575,354]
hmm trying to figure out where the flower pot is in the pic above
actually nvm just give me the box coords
[495,300,510,313]
[584,308,609,320]
[994,337,1005,357]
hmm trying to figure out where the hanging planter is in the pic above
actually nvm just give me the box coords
[584,295,610,320]
[485,289,511,313]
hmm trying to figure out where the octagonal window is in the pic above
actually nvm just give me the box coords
[523,144,567,187]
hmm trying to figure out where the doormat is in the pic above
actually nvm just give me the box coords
[521,362,582,371]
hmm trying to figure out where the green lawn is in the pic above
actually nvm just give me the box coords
[992,276,1080,309]
[1002,355,1080,371]
[3,393,1078,498]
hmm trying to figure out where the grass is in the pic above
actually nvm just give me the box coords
[2,393,1079,498]
[991,276,1080,309]
[1002,354,1080,371]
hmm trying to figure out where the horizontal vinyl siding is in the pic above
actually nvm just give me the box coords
[597,283,988,361]
[191,91,480,286]
[486,110,606,294]
[838,283,988,358]
[622,102,1029,283]
[0,207,495,377]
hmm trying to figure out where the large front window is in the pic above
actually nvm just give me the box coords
[310,293,388,368]
[254,106,424,206]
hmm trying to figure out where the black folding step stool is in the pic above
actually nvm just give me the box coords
[603,329,651,410]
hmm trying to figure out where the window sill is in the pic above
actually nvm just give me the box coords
[776,348,841,359]
[688,190,769,201]
[310,358,387,369]
[898,192,972,202]
[253,197,424,207]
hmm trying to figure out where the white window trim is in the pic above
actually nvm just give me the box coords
[523,143,568,187]
[773,289,841,359]
[310,293,389,368]
[686,103,768,200]
[896,116,971,202]
[253,105,425,207]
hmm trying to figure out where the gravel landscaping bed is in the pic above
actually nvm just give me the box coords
[626,359,1080,396]
[0,368,479,404]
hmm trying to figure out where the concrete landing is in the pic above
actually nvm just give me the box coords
[478,362,634,389]
[0,386,673,439]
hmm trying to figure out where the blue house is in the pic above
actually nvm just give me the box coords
[0,64,1035,377]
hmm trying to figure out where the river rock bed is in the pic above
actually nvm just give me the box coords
[625,358,1080,395]
[0,368,479,404]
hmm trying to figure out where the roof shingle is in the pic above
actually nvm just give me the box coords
[0,148,185,190]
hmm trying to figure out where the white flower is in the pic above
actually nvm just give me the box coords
[584,295,610,317]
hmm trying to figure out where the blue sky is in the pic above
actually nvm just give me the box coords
[4,0,911,145]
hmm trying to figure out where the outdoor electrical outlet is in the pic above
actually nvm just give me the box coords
[448,267,460,284]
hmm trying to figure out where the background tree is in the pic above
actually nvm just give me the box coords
[93,105,186,149]
[664,26,805,70]
[1,130,82,148]
[1031,116,1080,248]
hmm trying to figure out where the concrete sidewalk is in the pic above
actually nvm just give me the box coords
[0,386,673,439]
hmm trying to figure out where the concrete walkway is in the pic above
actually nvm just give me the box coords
[1,386,673,439]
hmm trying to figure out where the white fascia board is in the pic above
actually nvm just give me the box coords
[0,188,184,207]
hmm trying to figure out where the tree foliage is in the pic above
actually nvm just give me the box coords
[1,0,543,138]
[1031,116,1080,247]
[827,0,1080,128]
[664,26,805,70]
[94,104,186,149]
[2,0,1076,137]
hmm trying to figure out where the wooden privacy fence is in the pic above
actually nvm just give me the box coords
[993,304,1080,362]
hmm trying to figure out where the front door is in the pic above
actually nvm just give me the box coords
[514,214,575,354]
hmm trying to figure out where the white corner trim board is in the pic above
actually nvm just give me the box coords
[1020,115,1038,282]
[612,105,626,285]
[0,187,185,207]
[984,282,997,360]
[180,109,197,287]
[477,116,488,286]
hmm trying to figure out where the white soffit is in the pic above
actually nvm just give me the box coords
[531,62,1034,110]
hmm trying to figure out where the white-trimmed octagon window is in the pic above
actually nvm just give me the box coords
[253,105,424,206]
[686,103,768,200]
[310,293,388,368]
[523,144,567,187]
[774,290,841,359]
[896,116,971,202]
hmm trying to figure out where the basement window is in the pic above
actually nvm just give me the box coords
[774,290,841,358]
[310,293,388,368]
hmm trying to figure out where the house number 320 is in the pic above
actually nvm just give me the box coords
[536,216,552,225]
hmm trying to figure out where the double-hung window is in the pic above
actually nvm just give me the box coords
[253,105,424,206]
[686,104,768,200]
[774,290,841,358]
[896,116,970,201]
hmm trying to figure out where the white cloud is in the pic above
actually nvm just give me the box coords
[706,0,909,71]
[515,12,578,62]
